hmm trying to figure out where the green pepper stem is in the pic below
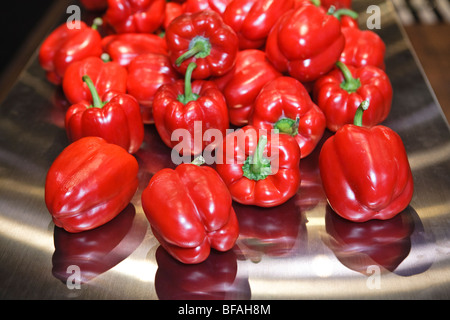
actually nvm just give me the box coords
[336,61,361,93]
[175,36,211,66]
[353,100,370,126]
[91,17,103,30]
[274,116,300,136]
[82,75,104,108]
[310,0,320,6]
[242,135,272,181]
[177,62,199,104]
[327,6,359,20]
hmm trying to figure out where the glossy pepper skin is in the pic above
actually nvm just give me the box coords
[141,162,239,264]
[45,137,139,233]
[126,53,180,124]
[313,61,392,132]
[101,33,168,67]
[213,49,281,126]
[250,76,326,158]
[104,0,165,34]
[39,19,103,85]
[153,63,229,155]
[222,0,294,49]
[265,3,345,83]
[319,102,414,222]
[183,0,232,15]
[339,25,386,70]
[62,56,128,104]
[165,10,239,79]
[65,75,144,154]
[215,125,301,207]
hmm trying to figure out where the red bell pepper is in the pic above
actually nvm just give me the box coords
[104,0,165,34]
[163,1,185,30]
[319,101,414,222]
[265,2,353,83]
[183,0,232,15]
[312,61,392,132]
[165,10,239,79]
[153,62,229,155]
[45,136,139,233]
[250,76,326,158]
[62,56,128,104]
[222,0,295,49]
[141,161,239,264]
[339,25,386,70]
[39,18,103,85]
[65,75,144,154]
[101,33,168,67]
[213,49,282,126]
[215,125,301,207]
[126,53,180,124]
[321,0,352,9]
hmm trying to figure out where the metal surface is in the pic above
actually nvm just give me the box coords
[1,1,450,300]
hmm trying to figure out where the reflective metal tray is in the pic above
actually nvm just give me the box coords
[1,0,449,299]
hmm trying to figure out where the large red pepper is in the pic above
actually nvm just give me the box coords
[265,2,349,83]
[141,161,239,264]
[62,56,128,104]
[222,0,294,49]
[153,63,229,155]
[45,136,139,233]
[319,101,414,222]
[215,125,301,207]
[39,19,103,85]
[312,61,392,132]
[101,33,168,67]
[339,25,386,70]
[126,53,180,124]
[250,76,326,158]
[65,75,144,154]
[103,0,165,33]
[165,10,239,79]
[213,49,281,126]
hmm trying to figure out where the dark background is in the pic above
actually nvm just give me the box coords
[1,1,55,76]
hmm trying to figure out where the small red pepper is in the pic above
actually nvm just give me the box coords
[104,0,166,33]
[250,76,326,158]
[213,49,281,126]
[126,53,180,124]
[319,101,414,222]
[265,3,356,82]
[141,160,239,264]
[153,62,229,155]
[65,75,144,154]
[39,18,103,85]
[222,0,295,49]
[165,10,239,79]
[45,136,139,233]
[62,56,128,104]
[312,61,392,132]
[339,25,386,70]
[215,125,301,207]
[101,33,168,67]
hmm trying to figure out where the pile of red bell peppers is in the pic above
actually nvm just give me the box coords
[42,0,414,264]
